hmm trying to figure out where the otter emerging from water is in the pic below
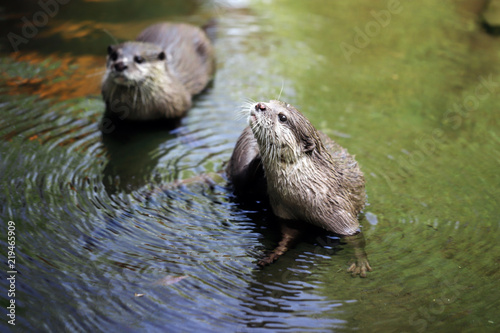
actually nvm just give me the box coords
[101,23,215,122]
[227,100,371,277]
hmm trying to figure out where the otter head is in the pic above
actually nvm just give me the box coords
[104,42,167,86]
[249,100,322,164]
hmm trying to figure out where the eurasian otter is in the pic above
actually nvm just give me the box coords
[101,22,215,122]
[227,100,371,276]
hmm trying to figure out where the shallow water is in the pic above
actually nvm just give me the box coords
[1,0,499,332]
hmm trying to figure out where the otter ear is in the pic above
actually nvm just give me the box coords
[301,136,316,154]
[158,51,166,60]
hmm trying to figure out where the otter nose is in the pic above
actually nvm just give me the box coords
[255,103,267,112]
[114,62,128,72]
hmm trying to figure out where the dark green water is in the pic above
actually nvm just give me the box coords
[1,0,499,332]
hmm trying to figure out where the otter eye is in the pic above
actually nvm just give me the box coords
[109,51,118,61]
[134,55,145,64]
[158,52,166,60]
[278,113,287,122]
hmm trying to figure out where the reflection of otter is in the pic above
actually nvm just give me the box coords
[101,126,175,195]
[227,100,371,277]
[101,22,215,122]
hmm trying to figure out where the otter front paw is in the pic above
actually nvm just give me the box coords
[257,252,280,267]
[347,258,372,278]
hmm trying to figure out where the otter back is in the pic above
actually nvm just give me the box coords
[137,23,215,96]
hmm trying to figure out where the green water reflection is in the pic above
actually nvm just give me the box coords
[254,0,500,331]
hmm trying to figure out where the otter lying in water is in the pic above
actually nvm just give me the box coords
[101,22,215,122]
[227,100,371,277]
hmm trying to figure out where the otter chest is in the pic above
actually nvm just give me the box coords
[265,157,330,221]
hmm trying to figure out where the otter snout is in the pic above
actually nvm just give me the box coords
[255,102,267,112]
[114,62,128,72]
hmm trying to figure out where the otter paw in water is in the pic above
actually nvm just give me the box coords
[347,258,372,278]
[257,253,280,267]
[101,22,215,122]
[256,221,303,268]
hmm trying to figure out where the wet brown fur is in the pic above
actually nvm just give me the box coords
[102,22,215,121]
[228,100,366,236]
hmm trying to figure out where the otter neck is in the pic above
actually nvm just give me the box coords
[260,137,343,183]
[260,144,299,165]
